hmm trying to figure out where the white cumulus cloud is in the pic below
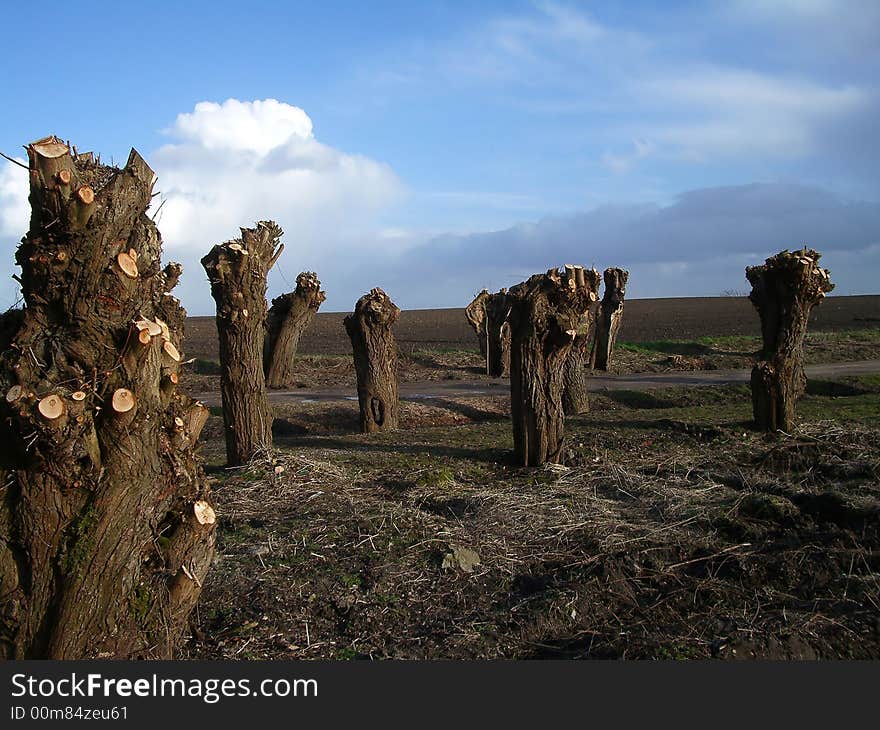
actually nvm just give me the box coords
[0,159,28,238]
[151,98,405,313]
[167,98,314,155]
[0,101,405,313]
[0,159,29,309]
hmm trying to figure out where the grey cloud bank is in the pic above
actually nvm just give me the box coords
[352,182,880,312]
[1,176,878,315]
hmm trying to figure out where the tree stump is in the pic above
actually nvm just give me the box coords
[344,288,401,433]
[500,321,512,377]
[485,289,511,378]
[508,266,597,466]
[264,271,326,388]
[562,267,602,415]
[0,136,215,659]
[746,248,834,431]
[202,221,284,465]
[465,289,490,365]
[590,267,628,371]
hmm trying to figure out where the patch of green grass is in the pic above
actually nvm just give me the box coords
[697,334,760,349]
[800,391,880,425]
[618,330,880,361]
[807,328,880,344]
[655,643,704,660]
[854,373,880,391]
[416,466,456,489]
[618,341,700,356]
[373,593,399,606]
[339,572,363,589]
[618,336,756,357]
[192,358,222,375]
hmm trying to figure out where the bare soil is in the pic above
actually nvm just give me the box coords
[181,372,880,660]
[175,297,880,660]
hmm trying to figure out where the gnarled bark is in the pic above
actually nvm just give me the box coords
[485,289,511,378]
[465,289,490,364]
[508,266,596,466]
[746,248,834,432]
[0,136,215,659]
[590,267,628,371]
[500,322,511,377]
[202,221,283,465]
[344,288,400,433]
[562,267,602,415]
[264,271,326,388]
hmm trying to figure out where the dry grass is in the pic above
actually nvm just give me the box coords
[184,391,880,660]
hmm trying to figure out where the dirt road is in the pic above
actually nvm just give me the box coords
[191,359,880,406]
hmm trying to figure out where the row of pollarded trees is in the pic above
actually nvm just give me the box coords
[207,242,834,473]
[465,289,513,377]
[343,265,616,466]
[466,267,629,413]
[460,252,834,464]
[0,134,835,659]
[200,226,404,463]
[0,134,382,657]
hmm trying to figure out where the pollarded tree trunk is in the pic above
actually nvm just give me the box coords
[562,267,602,415]
[202,221,284,465]
[465,289,490,365]
[344,288,401,433]
[0,136,215,659]
[508,266,596,466]
[485,289,511,377]
[590,267,628,371]
[264,271,326,388]
[746,248,834,432]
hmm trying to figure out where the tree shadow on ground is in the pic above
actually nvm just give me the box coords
[805,379,869,397]
[604,390,679,409]
[272,408,361,436]
[419,397,507,422]
[279,434,513,465]
[605,417,754,433]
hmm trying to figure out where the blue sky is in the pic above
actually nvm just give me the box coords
[1,0,878,312]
